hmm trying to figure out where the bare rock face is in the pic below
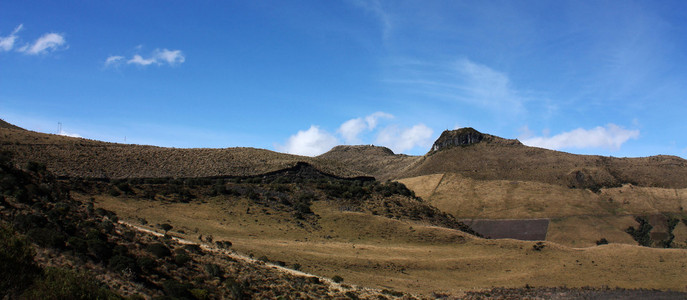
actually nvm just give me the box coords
[430,128,485,152]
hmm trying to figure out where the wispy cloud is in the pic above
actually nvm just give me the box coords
[105,48,185,68]
[19,32,67,55]
[520,124,639,151]
[338,111,393,144]
[350,0,393,40]
[0,24,23,52]
[1,24,68,55]
[104,55,124,66]
[457,59,524,113]
[387,58,526,116]
[276,125,339,157]
[128,54,156,66]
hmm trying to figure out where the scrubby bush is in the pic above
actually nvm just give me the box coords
[332,275,344,283]
[137,256,157,273]
[27,227,66,249]
[159,223,173,234]
[87,238,113,261]
[0,224,41,294]
[174,248,191,266]
[26,161,46,173]
[22,267,119,300]
[67,236,88,253]
[596,238,609,245]
[109,254,138,274]
[532,242,545,251]
[162,279,194,299]
[204,263,223,278]
[626,216,653,247]
[147,243,171,258]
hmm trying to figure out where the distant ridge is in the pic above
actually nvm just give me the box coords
[2,118,686,189]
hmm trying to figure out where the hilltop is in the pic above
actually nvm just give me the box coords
[0,124,364,179]
[324,128,687,190]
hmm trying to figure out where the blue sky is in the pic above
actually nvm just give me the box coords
[1,1,686,158]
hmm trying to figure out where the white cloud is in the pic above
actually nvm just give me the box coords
[111,48,186,67]
[104,55,124,66]
[520,124,639,151]
[19,32,67,55]
[0,24,23,52]
[155,49,185,65]
[277,126,339,157]
[338,111,393,144]
[375,123,433,153]
[127,54,156,66]
[58,130,81,138]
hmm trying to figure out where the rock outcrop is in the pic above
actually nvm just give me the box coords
[429,127,522,154]
[430,128,485,152]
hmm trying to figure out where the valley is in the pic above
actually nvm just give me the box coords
[2,120,687,298]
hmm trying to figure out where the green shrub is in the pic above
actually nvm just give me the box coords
[146,243,171,258]
[67,236,88,253]
[159,223,173,233]
[162,279,193,299]
[87,238,113,261]
[190,288,209,300]
[204,263,223,278]
[332,275,344,283]
[109,255,138,274]
[174,249,191,266]
[626,216,653,247]
[183,244,203,254]
[136,257,157,273]
[0,224,41,294]
[26,161,46,173]
[596,238,609,245]
[22,267,120,300]
[27,227,66,249]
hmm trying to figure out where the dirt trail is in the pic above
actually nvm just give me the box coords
[117,220,389,296]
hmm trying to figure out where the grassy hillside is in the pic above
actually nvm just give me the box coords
[3,120,687,298]
[399,173,687,247]
[0,152,423,299]
[0,126,364,179]
[90,181,687,295]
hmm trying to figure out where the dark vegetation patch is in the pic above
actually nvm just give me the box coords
[0,151,422,299]
[63,162,478,235]
[625,215,682,248]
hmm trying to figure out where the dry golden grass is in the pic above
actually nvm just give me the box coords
[399,142,687,189]
[87,193,687,296]
[0,127,364,179]
[399,173,687,247]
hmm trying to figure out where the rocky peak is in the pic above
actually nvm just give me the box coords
[431,128,485,152]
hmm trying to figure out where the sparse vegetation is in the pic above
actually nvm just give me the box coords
[626,217,653,247]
